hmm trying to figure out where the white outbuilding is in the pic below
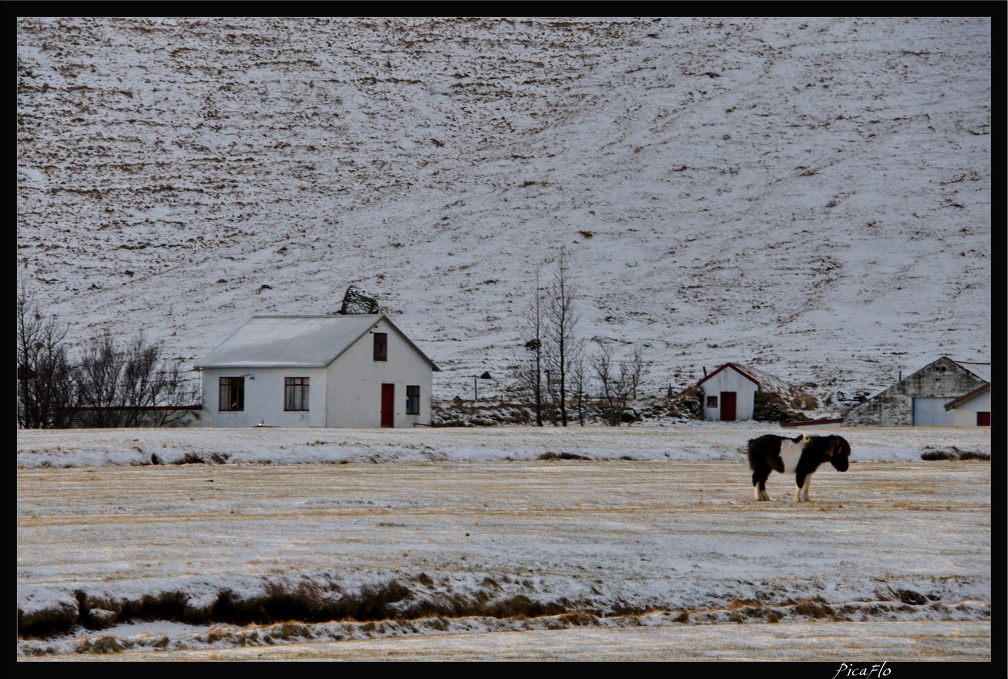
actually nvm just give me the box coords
[194,314,439,428]
[944,383,991,427]
[697,363,760,421]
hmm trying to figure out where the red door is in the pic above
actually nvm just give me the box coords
[720,392,737,421]
[381,384,395,428]
[977,412,990,426]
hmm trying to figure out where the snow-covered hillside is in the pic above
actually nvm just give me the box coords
[16,17,992,414]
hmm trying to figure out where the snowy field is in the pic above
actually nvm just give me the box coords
[17,424,991,661]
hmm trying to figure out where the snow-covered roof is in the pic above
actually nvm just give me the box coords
[194,314,438,370]
[955,361,991,383]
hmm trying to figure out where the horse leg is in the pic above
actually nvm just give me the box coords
[794,472,811,502]
[752,469,771,501]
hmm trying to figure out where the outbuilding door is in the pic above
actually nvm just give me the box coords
[720,392,737,421]
[912,398,955,426]
[381,383,395,427]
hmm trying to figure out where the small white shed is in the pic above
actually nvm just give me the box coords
[697,363,760,422]
[195,314,439,428]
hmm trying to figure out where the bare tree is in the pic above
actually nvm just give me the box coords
[120,333,199,427]
[77,331,128,427]
[144,359,200,427]
[18,287,199,428]
[543,247,582,426]
[592,341,633,426]
[510,271,547,426]
[627,343,653,401]
[76,331,198,428]
[570,353,589,426]
[17,286,76,429]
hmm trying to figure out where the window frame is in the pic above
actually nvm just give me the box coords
[219,376,245,412]
[706,395,718,408]
[406,385,420,415]
[284,376,310,412]
[373,332,388,361]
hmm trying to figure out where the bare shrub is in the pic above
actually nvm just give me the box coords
[77,635,128,654]
[921,447,990,461]
[558,611,598,626]
[173,453,205,465]
[538,452,589,461]
[894,589,927,605]
[484,595,564,619]
[792,598,838,620]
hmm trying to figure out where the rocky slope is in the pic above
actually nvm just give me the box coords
[16,17,992,413]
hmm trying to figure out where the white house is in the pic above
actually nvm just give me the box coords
[194,314,439,428]
[697,363,759,422]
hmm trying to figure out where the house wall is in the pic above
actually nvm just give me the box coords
[198,367,328,427]
[325,317,434,428]
[701,370,757,421]
[952,390,991,427]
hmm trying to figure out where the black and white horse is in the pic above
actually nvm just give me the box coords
[747,433,851,502]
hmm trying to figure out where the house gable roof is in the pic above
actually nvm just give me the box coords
[953,360,991,384]
[195,314,439,371]
[898,356,990,389]
[697,362,760,388]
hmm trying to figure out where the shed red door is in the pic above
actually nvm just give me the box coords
[977,412,990,426]
[720,392,737,421]
[381,384,395,427]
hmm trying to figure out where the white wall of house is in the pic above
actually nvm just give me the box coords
[951,390,991,427]
[198,367,328,427]
[701,369,758,421]
[325,317,434,428]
